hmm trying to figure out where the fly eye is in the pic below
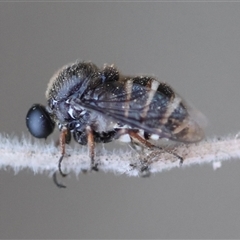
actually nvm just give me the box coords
[26,104,55,138]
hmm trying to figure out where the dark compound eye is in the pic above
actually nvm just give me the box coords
[26,104,55,138]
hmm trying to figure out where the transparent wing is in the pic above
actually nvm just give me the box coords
[77,79,204,143]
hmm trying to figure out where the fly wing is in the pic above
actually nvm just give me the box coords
[79,78,204,143]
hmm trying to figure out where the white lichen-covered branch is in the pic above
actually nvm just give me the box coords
[0,133,240,177]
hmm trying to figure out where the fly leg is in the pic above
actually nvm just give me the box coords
[156,145,183,165]
[58,127,70,177]
[127,130,183,176]
[128,130,155,149]
[53,127,71,188]
[128,130,183,164]
[86,126,98,171]
[127,130,155,177]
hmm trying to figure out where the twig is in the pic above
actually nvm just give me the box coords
[0,133,240,177]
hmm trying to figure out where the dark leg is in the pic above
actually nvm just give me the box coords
[52,172,66,189]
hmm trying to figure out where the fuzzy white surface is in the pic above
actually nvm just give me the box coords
[0,133,240,177]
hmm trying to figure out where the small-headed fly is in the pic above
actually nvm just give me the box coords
[26,61,205,187]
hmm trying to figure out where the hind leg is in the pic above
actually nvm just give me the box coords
[116,129,183,176]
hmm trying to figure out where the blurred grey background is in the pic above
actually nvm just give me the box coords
[1,2,240,239]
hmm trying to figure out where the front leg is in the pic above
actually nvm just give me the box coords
[58,126,69,177]
[52,126,70,188]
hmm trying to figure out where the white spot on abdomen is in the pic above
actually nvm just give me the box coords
[150,134,159,140]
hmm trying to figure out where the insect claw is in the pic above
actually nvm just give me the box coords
[155,145,184,165]
[52,172,66,188]
[179,156,184,165]
[140,165,151,178]
[52,155,68,188]
[58,155,68,177]
[91,164,99,172]
[172,152,184,165]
